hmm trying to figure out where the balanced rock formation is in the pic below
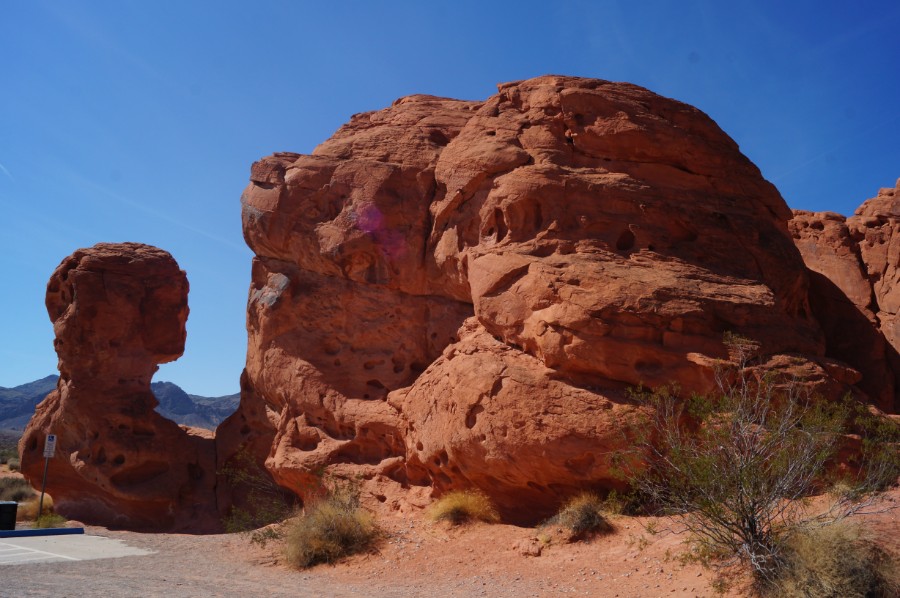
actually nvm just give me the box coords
[220,75,862,522]
[19,243,216,530]
[790,179,900,413]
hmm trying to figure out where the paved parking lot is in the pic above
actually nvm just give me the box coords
[0,534,152,565]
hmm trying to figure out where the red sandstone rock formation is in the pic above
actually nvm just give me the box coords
[18,243,216,530]
[790,179,900,413]
[220,75,863,522]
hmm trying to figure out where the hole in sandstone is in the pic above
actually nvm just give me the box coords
[494,208,508,242]
[296,429,320,451]
[29,438,38,451]
[486,130,496,136]
[416,441,423,451]
[110,461,170,488]
[438,450,449,465]
[363,359,384,370]
[428,129,450,145]
[366,379,386,389]
[410,362,427,375]
[375,494,387,503]
[113,454,125,466]
[333,358,341,367]
[392,364,404,373]
[811,221,825,230]
[95,447,107,464]
[647,244,656,252]
[616,228,635,251]
[465,404,484,429]
[363,394,370,399]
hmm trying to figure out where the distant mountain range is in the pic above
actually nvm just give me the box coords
[0,376,238,433]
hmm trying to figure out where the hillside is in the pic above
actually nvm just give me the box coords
[0,376,237,433]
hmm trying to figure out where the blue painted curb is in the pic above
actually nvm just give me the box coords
[0,527,85,538]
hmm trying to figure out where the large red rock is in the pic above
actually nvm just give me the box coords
[18,243,217,530]
[222,75,859,522]
[790,179,900,413]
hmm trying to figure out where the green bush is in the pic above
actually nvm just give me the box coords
[0,477,35,502]
[545,492,613,541]
[775,523,899,598]
[7,457,21,472]
[34,513,67,529]
[426,490,499,525]
[630,333,898,593]
[283,485,380,569]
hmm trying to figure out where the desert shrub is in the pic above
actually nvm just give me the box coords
[0,476,35,502]
[7,457,20,472]
[219,447,295,535]
[426,490,499,525]
[545,492,613,541]
[630,333,898,593]
[16,494,54,521]
[775,522,899,598]
[282,483,380,569]
[0,447,17,465]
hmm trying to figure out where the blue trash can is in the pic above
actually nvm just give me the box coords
[0,501,16,530]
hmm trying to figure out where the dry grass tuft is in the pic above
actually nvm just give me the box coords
[546,492,614,541]
[427,490,499,525]
[16,493,54,521]
[283,491,380,569]
[775,522,899,598]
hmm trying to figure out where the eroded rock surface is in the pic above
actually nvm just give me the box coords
[18,243,216,530]
[221,75,860,521]
[790,179,900,412]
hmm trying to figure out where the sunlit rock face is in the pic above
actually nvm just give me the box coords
[19,242,217,530]
[791,178,900,413]
[222,75,868,523]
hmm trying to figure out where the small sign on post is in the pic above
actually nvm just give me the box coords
[43,434,57,458]
[39,433,56,520]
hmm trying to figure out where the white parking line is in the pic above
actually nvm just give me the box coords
[0,540,81,564]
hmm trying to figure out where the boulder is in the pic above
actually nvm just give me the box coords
[18,243,216,530]
[224,75,853,521]
[790,179,900,413]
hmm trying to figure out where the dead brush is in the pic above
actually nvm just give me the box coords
[426,490,499,525]
[544,492,614,542]
[283,484,380,569]
[774,522,899,598]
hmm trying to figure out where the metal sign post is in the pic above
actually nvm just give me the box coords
[38,433,56,518]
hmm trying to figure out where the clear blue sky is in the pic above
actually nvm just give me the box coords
[2,1,899,396]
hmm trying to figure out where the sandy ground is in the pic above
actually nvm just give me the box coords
[3,516,723,598]
[2,468,898,598]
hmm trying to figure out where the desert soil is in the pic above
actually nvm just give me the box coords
[3,475,898,598]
